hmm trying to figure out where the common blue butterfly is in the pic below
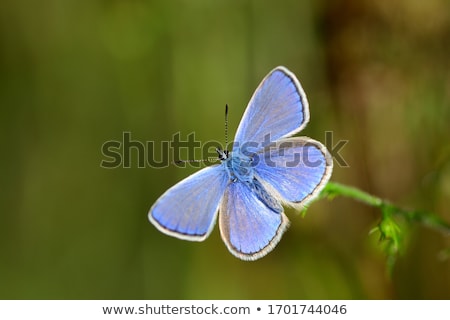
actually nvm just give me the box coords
[149,66,333,260]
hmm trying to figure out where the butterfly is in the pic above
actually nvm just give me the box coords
[149,66,333,261]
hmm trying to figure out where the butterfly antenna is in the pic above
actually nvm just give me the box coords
[173,157,218,165]
[225,104,229,149]
[173,106,229,166]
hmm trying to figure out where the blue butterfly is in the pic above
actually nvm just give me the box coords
[149,66,333,260]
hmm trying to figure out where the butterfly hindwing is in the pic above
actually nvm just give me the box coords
[219,180,290,261]
[233,66,309,150]
[149,165,228,241]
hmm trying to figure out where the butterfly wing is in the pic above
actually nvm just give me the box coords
[254,137,333,204]
[149,165,228,241]
[233,66,309,150]
[219,181,290,260]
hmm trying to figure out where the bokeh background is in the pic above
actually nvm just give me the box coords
[1,0,449,299]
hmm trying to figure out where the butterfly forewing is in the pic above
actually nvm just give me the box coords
[149,165,228,241]
[233,66,309,151]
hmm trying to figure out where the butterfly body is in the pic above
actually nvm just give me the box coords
[221,149,282,214]
[149,66,333,261]
[221,149,253,183]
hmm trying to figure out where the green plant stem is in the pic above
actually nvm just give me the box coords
[318,181,450,235]
[321,181,383,207]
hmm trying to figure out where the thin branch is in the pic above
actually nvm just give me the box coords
[317,181,450,235]
[312,181,450,272]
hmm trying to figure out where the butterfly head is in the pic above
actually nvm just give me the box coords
[216,147,229,161]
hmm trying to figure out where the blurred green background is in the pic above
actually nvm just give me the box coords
[1,0,449,299]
